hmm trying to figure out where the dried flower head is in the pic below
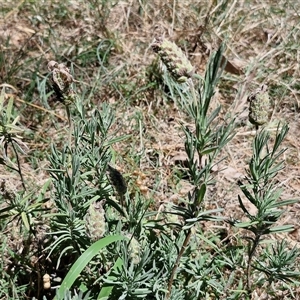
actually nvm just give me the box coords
[47,60,58,71]
[151,37,194,83]
[107,164,127,196]
[85,200,106,241]
[248,84,271,127]
[43,274,51,290]
[47,60,77,104]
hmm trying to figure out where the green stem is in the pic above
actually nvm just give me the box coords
[11,139,26,191]
[65,104,72,149]
[166,229,192,299]
[246,234,261,293]
[188,78,198,107]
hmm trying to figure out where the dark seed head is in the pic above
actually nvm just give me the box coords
[107,164,127,196]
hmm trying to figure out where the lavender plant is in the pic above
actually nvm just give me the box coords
[228,123,299,294]
[152,39,236,298]
[152,38,299,299]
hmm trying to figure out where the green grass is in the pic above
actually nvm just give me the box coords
[0,0,299,299]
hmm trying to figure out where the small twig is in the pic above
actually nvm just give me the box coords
[13,95,67,121]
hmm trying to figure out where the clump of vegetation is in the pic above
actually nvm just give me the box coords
[0,1,299,299]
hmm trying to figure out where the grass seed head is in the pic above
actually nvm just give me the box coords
[151,37,194,83]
